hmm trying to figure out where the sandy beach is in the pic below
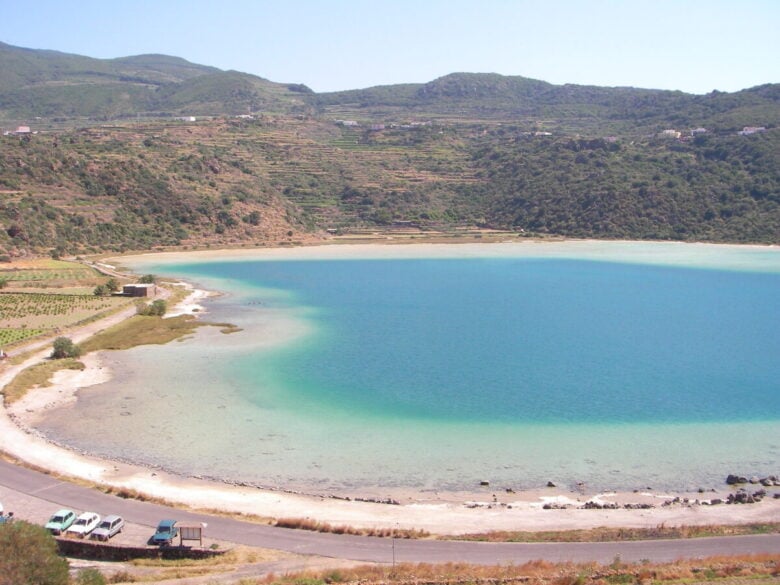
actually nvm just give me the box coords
[2,241,779,535]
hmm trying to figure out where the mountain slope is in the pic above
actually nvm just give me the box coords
[0,42,310,118]
[313,72,780,135]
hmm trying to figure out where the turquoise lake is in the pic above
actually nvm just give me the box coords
[39,243,780,494]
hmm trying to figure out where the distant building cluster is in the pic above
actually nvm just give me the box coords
[738,126,766,135]
[334,119,432,131]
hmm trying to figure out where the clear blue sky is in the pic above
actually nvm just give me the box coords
[2,0,778,94]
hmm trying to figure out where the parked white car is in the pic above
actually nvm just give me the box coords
[66,512,100,538]
[90,515,124,541]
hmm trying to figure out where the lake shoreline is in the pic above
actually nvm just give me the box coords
[2,239,779,534]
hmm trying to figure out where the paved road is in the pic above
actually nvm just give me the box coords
[2,459,779,564]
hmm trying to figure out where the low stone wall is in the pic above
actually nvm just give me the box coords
[56,538,226,561]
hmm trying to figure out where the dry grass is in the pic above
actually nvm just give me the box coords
[253,554,780,585]
[1,357,85,405]
[79,314,201,352]
[119,546,288,584]
[455,523,780,543]
[274,518,429,539]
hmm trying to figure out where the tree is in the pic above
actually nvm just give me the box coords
[51,337,81,359]
[0,520,69,585]
[93,284,109,296]
[139,274,156,284]
[105,278,120,293]
[0,277,8,289]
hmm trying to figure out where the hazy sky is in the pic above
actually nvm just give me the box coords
[2,0,778,94]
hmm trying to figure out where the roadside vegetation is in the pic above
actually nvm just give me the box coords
[454,522,780,543]
[274,518,429,539]
[255,555,780,585]
[0,520,69,585]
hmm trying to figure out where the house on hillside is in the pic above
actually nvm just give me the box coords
[659,129,681,139]
[738,126,766,135]
[14,126,31,134]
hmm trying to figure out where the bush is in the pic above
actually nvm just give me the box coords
[93,284,109,296]
[138,274,156,284]
[136,299,167,317]
[74,568,107,585]
[51,336,81,359]
[105,278,120,293]
[0,520,69,585]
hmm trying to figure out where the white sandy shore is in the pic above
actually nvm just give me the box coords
[117,239,780,274]
[2,241,780,535]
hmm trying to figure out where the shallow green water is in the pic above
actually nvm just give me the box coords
[38,242,780,493]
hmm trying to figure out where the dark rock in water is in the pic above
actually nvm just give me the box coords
[775,493,780,499]
[726,474,746,485]
[546,481,556,488]
[710,498,723,505]
[479,480,490,486]
[749,476,760,484]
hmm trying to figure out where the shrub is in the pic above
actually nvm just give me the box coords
[51,336,81,359]
[136,299,167,316]
[0,520,69,585]
[75,568,107,585]
[138,274,156,284]
[93,284,109,296]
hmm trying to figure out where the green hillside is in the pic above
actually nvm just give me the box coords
[0,42,310,119]
[313,72,780,135]
[0,43,777,255]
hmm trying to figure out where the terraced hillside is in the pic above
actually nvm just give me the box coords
[1,109,778,256]
[0,115,496,255]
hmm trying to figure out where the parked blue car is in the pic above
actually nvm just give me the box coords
[151,519,178,545]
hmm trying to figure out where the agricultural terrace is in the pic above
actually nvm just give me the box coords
[0,258,133,348]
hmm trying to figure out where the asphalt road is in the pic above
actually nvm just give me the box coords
[2,459,779,564]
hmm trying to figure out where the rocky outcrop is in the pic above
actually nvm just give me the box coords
[726,488,768,504]
[726,474,779,486]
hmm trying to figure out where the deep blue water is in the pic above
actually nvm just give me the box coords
[170,258,780,425]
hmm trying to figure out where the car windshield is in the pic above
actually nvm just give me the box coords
[75,519,87,525]
[52,515,65,523]
[98,521,110,529]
